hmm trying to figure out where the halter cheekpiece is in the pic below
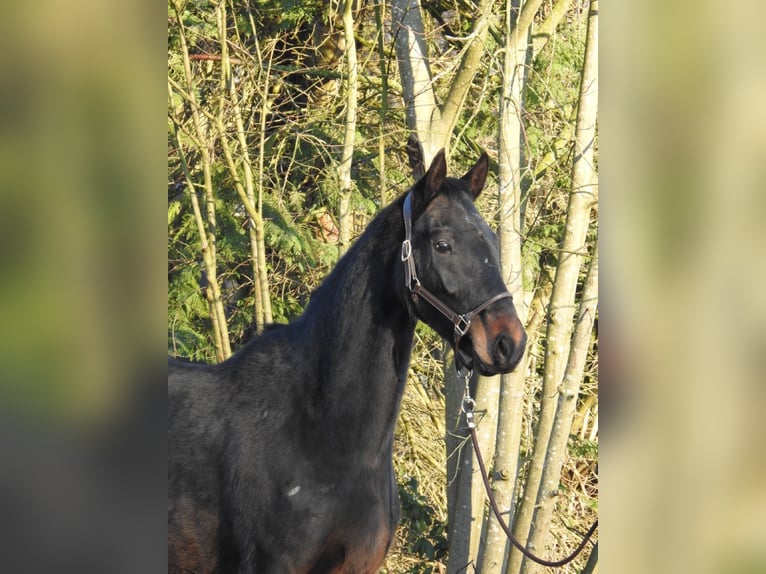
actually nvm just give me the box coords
[400,191,513,372]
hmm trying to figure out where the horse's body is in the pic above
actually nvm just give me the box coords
[168,151,526,573]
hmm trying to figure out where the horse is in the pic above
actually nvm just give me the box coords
[168,149,527,573]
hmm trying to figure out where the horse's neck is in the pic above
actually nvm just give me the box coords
[303,206,413,453]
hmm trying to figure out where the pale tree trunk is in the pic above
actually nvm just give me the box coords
[338,0,358,256]
[405,133,496,574]
[168,118,226,360]
[392,0,494,164]
[405,137,486,573]
[375,0,389,206]
[391,0,496,562]
[218,0,273,330]
[477,1,544,572]
[405,139,483,567]
[214,122,273,333]
[392,0,441,164]
[477,0,526,569]
[171,0,231,360]
[252,33,274,327]
[390,2,545,570]
[446,366,502,574]
[572,392,596,438]
[531,0,573,58]
[448,0,548,567]
[526,241,597,574]
[244,3,277,327]
[509,2,597,572]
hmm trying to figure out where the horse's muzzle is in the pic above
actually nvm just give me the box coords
[464,313,527,375]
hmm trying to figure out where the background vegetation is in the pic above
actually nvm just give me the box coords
[167,0,598,572]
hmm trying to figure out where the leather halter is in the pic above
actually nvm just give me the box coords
[400,192,513,370]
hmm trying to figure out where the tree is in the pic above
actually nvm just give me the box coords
[168,0,231,360]
[392,0,495,164]
[212,0,273,330]
[338,0,358,255]
[477,0,543,569]
[508,2,598,572]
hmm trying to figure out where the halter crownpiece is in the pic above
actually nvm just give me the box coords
[400,191,513,369]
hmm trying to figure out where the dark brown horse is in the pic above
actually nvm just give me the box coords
[168,150,526,573]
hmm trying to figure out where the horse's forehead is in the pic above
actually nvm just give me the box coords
[427,192,472,224]
[426,192,490,236]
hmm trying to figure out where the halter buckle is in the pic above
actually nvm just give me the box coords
[454,315,471,338]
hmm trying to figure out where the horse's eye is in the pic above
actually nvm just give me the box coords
[434,240,451,253]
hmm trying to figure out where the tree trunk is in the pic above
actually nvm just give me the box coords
[476,0,529,567]
[444,359,476,574]
[480,2,555,571]
[526,241,597,574]
[253,35,274,327]
[532,0,573,58]
[218,0,272,330]
[168,118,226,361]
[392,0,441,164]
[509,2,597,572]
[375,0,389,206]
[392,0,494,163]
[390,3,540,571]
[447,368,502,574]
[171,1,231,360]
[338,0,358,256]
[438,0,495,152]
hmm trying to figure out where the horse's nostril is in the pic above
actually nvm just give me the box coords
[494,333,513,366]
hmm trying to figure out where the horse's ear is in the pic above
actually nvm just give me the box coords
[425,149,447,196]
[461,152,489,199]
[412,148,447,214]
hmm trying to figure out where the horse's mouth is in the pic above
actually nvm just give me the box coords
[455,346,474,373]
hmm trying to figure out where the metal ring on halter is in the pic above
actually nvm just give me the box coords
[456,364,473,380]
[400,239,412,262]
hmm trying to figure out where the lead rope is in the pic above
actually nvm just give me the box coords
[459,369,599,568]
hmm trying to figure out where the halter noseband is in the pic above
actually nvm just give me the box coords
[401,192,513,371]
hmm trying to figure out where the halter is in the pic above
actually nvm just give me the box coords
[401,192,513,373]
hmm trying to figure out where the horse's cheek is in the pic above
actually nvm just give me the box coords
[433,262,460,296]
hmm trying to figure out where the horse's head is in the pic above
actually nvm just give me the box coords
[403,149,527,376]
